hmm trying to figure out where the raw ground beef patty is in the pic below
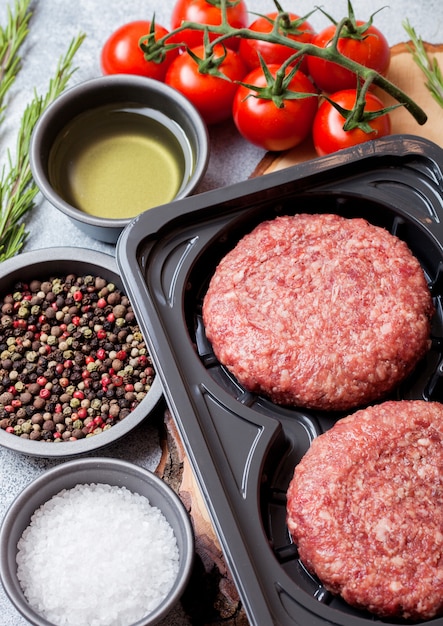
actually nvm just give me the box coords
[286,400,443,620]
[202,213,435,410]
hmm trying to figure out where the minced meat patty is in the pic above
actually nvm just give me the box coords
[202,213,434,410]
[286,400,443,621]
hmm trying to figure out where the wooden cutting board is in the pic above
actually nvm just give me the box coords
[253,41,443,176]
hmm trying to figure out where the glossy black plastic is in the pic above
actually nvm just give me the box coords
[117,135,443,626]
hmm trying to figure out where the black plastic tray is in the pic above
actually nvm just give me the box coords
[117,135,443,626]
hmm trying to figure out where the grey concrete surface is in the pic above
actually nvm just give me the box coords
[0,1,441,624]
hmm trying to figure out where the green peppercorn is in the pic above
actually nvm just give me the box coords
[21,421,33,434]
[25,351,38,363]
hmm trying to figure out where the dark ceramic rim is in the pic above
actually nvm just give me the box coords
[30,74,210,231]
[0,457,194,626]
[0,247,163,458]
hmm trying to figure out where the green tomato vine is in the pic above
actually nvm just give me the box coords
[140,0,427,128]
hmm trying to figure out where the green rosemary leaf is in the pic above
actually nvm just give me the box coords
[403,19,443,109]
[0,30,86,262]
[0,0,32,119]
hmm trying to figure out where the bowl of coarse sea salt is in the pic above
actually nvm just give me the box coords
[0,457,194,626]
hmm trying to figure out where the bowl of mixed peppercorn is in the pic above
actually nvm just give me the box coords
[0,247,163,457]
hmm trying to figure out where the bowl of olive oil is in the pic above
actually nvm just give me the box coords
[30,75,209,243]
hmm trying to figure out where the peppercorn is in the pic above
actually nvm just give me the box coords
[0,273,154,443]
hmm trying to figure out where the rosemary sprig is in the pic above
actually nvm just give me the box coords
[403,19,443,109]
[0,25,85,262]
[0,0,32,119]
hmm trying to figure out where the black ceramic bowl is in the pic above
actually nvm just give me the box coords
[0,457,194,625]
[30,75,209,244]
[0,247,162,458]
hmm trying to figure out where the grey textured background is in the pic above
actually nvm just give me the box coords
[0,1,441,624]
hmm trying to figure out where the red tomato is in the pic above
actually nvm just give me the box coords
[165,44,247,125]
[307,21,390,93]
[312,89,391,156]
[101,20,178,80]
[232,64,318,151]
[239,12,315,73]
[170,0,248,50]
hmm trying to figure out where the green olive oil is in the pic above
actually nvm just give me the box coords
[48,104,193,219]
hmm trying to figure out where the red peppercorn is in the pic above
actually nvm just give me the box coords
[5,426,14,433]
[4,405,14,413]
[64,359,73,369]
[73,390,84,400]
[71,316,81,326]
[7,386,17,395]
[96,348,106,361]
[82,370,91,380]
[124,383,134,392]
[96,329,107,340]
[77,407,88,419]
[11,399,22,408]
[13,319,27,329]
[39,388,51,400]
[101,376,111,388]
[59,378,69,388]
[55,363,64,375]
[55,403,63,413]
[116,350,127,361]
[38,314,46,324]
[53,431,62,439]
[106,312,115,323]
[73,291,83,302]
[112,376,123,387]
[85,356,95,364]
[37,376,47,386]
[97,297,107,309]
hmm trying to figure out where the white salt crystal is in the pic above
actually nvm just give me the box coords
[16,483,180,625]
